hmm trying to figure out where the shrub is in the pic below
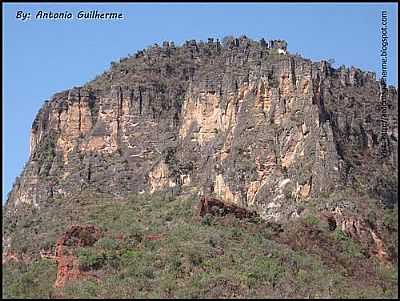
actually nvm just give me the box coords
[231,228,243,240]
[343,240,363,258]
[208,233,224,248]
[246,257,284,288]
[143,267,155,279]
[169,255,182,274]
[77,248,106,271]
[120,249,142,263]
[334,229,348,241]
[94,238,119,250]
[201,214,213,226]
[383,208,398,231]
[304,214,320,226]
[188,249,204,267]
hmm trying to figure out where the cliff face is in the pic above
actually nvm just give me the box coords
[5,36,398,221]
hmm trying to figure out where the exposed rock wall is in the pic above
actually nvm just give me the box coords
[5,36,398,223]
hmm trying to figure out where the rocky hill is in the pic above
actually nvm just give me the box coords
[5,35,398,215]
[3,35,398,298]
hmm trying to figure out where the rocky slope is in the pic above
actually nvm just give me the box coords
[2,192,398,298]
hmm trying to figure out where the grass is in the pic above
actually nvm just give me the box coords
[2,191,398,299]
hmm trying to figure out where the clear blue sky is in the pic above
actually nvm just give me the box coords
[3,3,398,202]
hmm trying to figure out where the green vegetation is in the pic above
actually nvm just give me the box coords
[304,213,320,226]
[2,259,57,299]
[3,192,398,298]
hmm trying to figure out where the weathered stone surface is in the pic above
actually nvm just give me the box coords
[4,36,398,225]
[197,196,257,219]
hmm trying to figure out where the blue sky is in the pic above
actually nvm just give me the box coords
[2,3,398,202]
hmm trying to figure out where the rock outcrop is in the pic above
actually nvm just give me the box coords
[320,209,391,263]
[197,196,258,219]
[40,224,102,288]
[4,36,398,225]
